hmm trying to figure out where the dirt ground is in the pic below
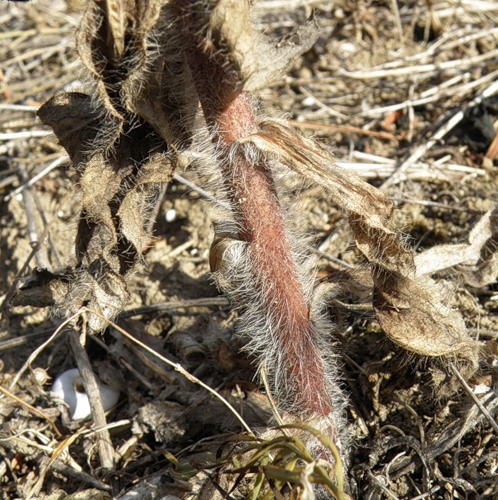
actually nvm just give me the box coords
[1,1,497,499]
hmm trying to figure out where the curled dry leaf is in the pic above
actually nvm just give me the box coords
[371,270,475,359]
[11,268,72,309]
[32,93,103,167]
[206,0,320,92]
[77,0,197,149]
[415,206,498,287]
[463,206,498,286]
[12,1,176,332]
[240,119,478,367]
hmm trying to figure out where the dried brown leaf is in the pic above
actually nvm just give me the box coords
[241,119,478,365]
[117,153,174,252]
[415,207,498,286]
[11,269,71,308]
[372,269,476,358]
[208,0,319,91]
[240,120,394,223]
[77,0,196,148]
[10,265,128,333]
[465,206,498,286]
[182,0,319,92]
[37,93,105,167]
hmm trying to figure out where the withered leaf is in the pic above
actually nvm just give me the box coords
[372,269,478,360]
[78,0,197,148]
[415,207,498,286]
[117,153,174,253]
[465,206,498,286]
[10,265,128,334]
[183,0,319,93]
[37,93,106,167]
[11,269,72,308]
[241,119,478,365]
[241,119,394,223]
[121,2,198,148]
[103,0,126,60]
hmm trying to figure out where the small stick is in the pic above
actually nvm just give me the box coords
[17,164,51,270]
[338,48,498,80]
[390,0,403,42]
[383,80,498,188]
[1,43,71,68]
[298,86,349,120]
[387,391,498,480]
[0,297,230,352]
[120,297,229,319]
[0,130,52,140]
[42,458,111,492]
[260,367,286,429]
[450,363,498,434]
[0,104,38,111]
[68,328,115,471]
[484,131,498,160]
[4,155,68,202]
[173,172,231,209]
[8,313,81,391]
[289,120,399,140]
[359,69,498,118]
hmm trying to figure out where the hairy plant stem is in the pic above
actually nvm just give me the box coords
[182,21,334,421]
[216,94,332,418]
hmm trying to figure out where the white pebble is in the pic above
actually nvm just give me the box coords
[473,384,491,395]
[165,208,177,222]
[302,96,315,107]
[340,42,357,54]
[50,368,120,421]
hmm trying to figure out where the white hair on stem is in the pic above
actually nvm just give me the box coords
[201,120,350,461]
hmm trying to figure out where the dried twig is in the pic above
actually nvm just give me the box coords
[67,328,115,471]
[383,80,498,187]
[4,155,69,202]
[449,363,498,434]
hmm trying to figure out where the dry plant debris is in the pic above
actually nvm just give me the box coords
[0,0,497,499]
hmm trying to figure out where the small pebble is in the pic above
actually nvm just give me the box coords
[50,368,120,421]
[302,96,315,107]
[165,208,177,222]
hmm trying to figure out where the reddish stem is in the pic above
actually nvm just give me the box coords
[182,16,333,418]
[217,95,331,416]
